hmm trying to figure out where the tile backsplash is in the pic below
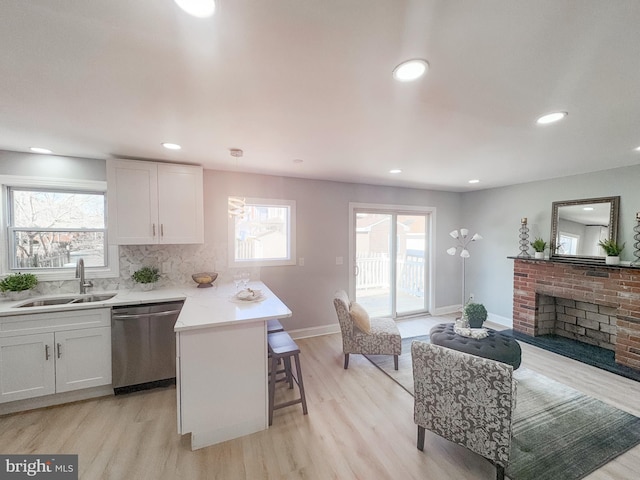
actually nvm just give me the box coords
[20,243,258,296]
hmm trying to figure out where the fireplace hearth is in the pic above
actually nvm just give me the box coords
[511,258,640,373]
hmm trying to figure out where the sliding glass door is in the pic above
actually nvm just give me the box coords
[350,205,431,318]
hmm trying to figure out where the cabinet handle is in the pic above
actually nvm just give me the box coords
[161,224,164,237]
[57,343,62,359]
[45,344,50,361]
[152,223,156,237]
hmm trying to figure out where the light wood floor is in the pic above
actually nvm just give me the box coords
[1,317,639,479]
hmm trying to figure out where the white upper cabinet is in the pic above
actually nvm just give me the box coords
[107,159,204,245]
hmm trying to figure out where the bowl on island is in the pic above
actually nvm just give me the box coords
[192,272,218,288]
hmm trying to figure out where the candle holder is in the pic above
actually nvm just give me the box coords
[632,213,640,267]
[517,218,531,258]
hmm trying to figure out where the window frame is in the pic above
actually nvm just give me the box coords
[228,197,297,268]
[1,175,119,281]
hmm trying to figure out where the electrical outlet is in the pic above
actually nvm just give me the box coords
[162,261,171,274]
[129,265,137,276]
[336,256,343,265]
[298,257,305,266]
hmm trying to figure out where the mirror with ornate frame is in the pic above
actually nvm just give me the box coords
[550,196,620,262]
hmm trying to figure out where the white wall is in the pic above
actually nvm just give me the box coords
[462,164,640,323]
[204,171,462,332]
[0,151,104,180]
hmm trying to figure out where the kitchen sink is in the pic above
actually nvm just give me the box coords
[13,293,117,308]
[69,293,117,304]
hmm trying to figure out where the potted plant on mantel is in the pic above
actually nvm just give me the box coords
[532,237,547,259]
[598,239,625,265]
[0,272,38,301]
[132,266,161,291]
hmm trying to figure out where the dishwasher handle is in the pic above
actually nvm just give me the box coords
[112,309,182,320]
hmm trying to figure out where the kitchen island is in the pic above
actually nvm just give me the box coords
[174,282,292,450]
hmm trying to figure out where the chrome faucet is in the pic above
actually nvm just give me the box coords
[75,258,93,294]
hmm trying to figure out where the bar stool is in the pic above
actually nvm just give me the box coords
[267,331,308,425]
[267,319,285,334]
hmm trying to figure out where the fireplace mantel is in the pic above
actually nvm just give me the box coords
[510,257,640,371]
[507,256,640,270]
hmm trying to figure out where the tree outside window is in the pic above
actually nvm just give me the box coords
[8,188,107,270]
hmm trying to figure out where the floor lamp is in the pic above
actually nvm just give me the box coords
[447,229,482,308]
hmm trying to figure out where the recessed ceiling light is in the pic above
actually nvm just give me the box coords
[468,179,480,184]
[583,207,594,211]
[162,143,182,150]
[29,147,53,154]
[293,159,304,164]
[634,146,640,152]
[536,112,567,125]
[174,0,216,18]
[389,169,402,174]
[392,59,429,82]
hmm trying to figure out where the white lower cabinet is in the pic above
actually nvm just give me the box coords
[0,308,111,404]
[0,333,55,402]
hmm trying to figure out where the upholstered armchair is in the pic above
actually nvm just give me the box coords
[411,341,516,480]
[333,290,402,369]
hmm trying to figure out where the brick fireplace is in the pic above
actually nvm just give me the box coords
[512,258,640,371]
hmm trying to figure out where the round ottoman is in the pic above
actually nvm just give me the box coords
[429,323,522,369]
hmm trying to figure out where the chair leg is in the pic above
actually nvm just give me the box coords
[293,353,308,415]
[393,354,399,370]
[417,425,425,451]
[344,353,349,369]
[268,355,277,426]
[284,356,294,388]
[496,464,505,480]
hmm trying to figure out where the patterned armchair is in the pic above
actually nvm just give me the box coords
[333,290,402,369]
[412,341,516,480]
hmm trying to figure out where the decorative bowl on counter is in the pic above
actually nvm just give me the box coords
[192,272,218,288]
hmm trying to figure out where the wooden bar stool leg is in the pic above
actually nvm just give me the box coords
[293,353,308,415]
[269,354,277,426]
[284,356,293,389]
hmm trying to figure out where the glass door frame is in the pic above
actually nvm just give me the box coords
[348,202,435,318]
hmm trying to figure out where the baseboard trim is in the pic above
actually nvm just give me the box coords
[433,305,461,316]
[288,323,341,340]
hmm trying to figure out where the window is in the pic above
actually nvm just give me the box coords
[558,233,579,255]
[1,176,119,280]
[8,188,106,269]
[228,197,296,267]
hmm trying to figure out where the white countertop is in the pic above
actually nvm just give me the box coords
[173,282,292,332]
[0,282,292,331]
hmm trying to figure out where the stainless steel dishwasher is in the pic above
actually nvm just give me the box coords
[111,301,184,393]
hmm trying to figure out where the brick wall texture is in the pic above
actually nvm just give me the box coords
[513,259,640,370]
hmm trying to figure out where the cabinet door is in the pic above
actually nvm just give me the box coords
[107,159,159,244]
[0,333,55,403]
[157,164,204,244]
[55,327,112,393]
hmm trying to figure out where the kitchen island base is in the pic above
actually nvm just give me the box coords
[177,320,268,450]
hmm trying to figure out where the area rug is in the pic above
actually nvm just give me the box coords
[364,336,640,480]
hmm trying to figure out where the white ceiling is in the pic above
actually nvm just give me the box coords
[1,0,639,192]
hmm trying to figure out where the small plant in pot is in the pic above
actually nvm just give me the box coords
[598,239,625,265]
[132,266,161,291]
[0,272,38,301]
[532,238,547,259]
[463,302,488,328]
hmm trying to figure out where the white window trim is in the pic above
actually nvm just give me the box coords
[1,175,119,281]
[228,197,297,267]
